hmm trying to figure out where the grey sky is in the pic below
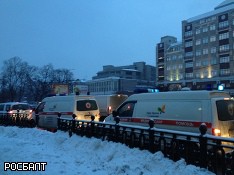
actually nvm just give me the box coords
[0,0,221,80]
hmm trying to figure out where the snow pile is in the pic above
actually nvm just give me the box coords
[0,126,214,175]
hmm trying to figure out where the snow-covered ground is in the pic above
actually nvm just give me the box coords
[0,126,214,175]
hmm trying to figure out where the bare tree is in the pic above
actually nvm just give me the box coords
[0,58,75,102]
[53,68,74,83]
[1,57,31,101]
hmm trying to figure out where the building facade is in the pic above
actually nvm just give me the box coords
[156,0,234,93]
[88,62,156,95]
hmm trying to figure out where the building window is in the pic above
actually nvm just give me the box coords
[203,27,208,32]
[185,52,193,57]
[212,70,218,77]
[210,36,216,42]
[195,50,201,56]
[166,66,171,71]
[185,31,193,37]
[219,21,229,29]
[203,37,208,44]
[203,48,208,55]
[195,28,200,34]
[185,73,193,79]
[185,62,193,68]
[200,19,205,24]
[220,56,230,63]
[196,61,201,67]
[220,69,230,75]
[219,32,229,40]
[202,60,209,66]
[219,44,230,52]
[211,58,217,65]
[210,24,216,31]
[195,39,201,45]
[211,47,217,54]
[185,40,193,47]
[211,16,216,21]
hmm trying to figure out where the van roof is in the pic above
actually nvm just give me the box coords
[128,91,231,100]
[0,102,29,105]
[42,95,96,102]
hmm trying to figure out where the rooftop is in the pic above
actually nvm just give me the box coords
[186,0,234,23]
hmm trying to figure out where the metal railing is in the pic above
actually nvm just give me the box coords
[0,112,36,128]
[57,115,234,175]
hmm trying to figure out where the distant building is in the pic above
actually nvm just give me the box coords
[156,0,234,93]
[87,62,156,95]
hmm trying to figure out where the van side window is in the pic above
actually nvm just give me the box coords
[0,104,4,111]
[5,105,11,111]
[117,101,136,117]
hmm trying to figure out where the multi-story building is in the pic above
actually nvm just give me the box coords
[156,0,234,93]
[87,62,156,95]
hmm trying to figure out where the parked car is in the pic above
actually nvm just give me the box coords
[0,102,33,119]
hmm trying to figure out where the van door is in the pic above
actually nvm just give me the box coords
[116,100,137,125]
[213,98,234,138]
[75,99,100,121]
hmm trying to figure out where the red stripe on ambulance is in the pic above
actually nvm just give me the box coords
[120,117,212,128]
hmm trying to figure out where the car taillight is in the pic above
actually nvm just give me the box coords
[212,128,221,136]
[108,106,112,114]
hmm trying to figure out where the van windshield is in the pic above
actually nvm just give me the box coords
[76,100,98,111]
[216,99,234,121]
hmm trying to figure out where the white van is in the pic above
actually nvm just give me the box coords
[105,90,234,138]
[34,95,100,130]
[0,102,33,119]
[94,94,128,121]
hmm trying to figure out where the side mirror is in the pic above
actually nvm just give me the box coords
[112,110,119,117]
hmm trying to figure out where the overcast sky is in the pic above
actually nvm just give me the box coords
[0,0,221,80]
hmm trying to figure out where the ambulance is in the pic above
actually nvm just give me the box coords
[104,90,234,138]
[34,94,100,130]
